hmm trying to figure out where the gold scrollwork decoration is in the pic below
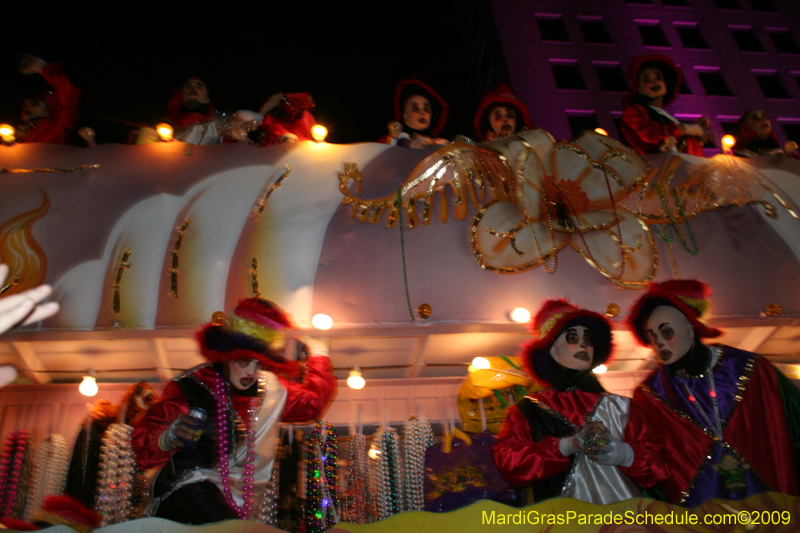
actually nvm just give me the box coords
[113,249,132,314]
[169,219,191,298]
[0,164,100,174]
[252,165,292,218]
[251,257,261,298]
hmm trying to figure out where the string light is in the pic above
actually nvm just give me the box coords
[471,357,490,370]
[593,364,607,375]
[312,314,333,330]
[721,135,736,154]
[79,371,98,397]
[0,125,15,143]
[594,128,608,136]
[311,125,328,142]
[510,307,531,323]
[347,367,365,390]
[156,123,174,142]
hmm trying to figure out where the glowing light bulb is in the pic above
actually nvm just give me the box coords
[312,313,333,330]
[467,364,476,373]
[347,367,365,390]
[592,364,607,375]
[472,357,490,370]
[0,124,15,143]
[79,375,98,396]
[156,123,174,142]
[594,128,608,136]
[721,135,735,148]
[368,445,382,460]
[311,124,328,142]
[510,307,531,323]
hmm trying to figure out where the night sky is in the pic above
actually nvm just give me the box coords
[2,1,508,144]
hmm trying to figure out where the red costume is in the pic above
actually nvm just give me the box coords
[620,55,704,157]
[493,300,668,504]
[17,64,80,144]
[257,93,316,147]
[472,84,533,141]
[380,78,449,146]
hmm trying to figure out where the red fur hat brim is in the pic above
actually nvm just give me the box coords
[196,324,302,379]
[521,306,613,386]
[473,84,533,140]
[627,279,722,347]
[392,78,449,137]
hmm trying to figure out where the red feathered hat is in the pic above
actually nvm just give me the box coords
[521,299,613,386]
[166,76,215,130]
[472,84,533,140]
[32,495,101,533]
[625,54,682,107]
[392,78,449,137]
[196,298,301,378]
[627,279,722,347]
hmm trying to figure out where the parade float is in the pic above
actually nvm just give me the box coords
[1,130,799,532]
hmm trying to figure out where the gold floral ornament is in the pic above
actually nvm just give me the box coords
[338,142,516,229]
[472,130,656,288]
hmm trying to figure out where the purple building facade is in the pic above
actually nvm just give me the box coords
[492,0,800,153]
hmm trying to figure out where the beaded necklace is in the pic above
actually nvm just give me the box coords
[678,347,724,440]
[211,374,259,520]
[24,434,69,522]
[305,421,339,533]
[96,423,136,525]
[373,427,403,519]
[342,433,372,524]
[403,416,434,511]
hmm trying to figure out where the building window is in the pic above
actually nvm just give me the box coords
[713,0,741,9]
[636,21,671,48]
[730,26,764,52]
[679,74,693,95]
[551,60,587,90]
[594,62,628,92]
[769,30,800,54]
[537,15,570,42]
[750,0,777,12]
[754,71,791,99]
[579,17,614,44]
[626,0,654,4]
[696,68,733,96]
[675,23,710,49]
[782,123,800,144]
[663,0,690,6]
[718,119,741,138]
[566,112,598,139]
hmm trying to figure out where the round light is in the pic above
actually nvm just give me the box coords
[0,124,15,142]
[721,135,736,148]
[472,357,490,370]
[467,364,476,373]
[510,307,531,323]
[368,445,382,460]
[311,124,328,142]
[594,128,608,136]
[312,313,333,330]
[156,123,174,142]
[592,364,607,375]
[347,368,365,390]
[79,375,98,396]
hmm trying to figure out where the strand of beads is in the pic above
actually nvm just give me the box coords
[23,434,69,522]
[211,374,257,520]
[343,432,372,524]
[95,424,136,525]
[304,422,339,533]
[403,415,434,511]
[373,427,402,520]
[253,461,279,525]
[0,431,32,520]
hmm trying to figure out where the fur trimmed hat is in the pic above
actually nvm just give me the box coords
[196,298,301,378]
[627,279,722,347]
[521,299,613,386]
[472,84,533,140]
[392,78,449,136]
[32,495,101,533]
[625,54,682,107]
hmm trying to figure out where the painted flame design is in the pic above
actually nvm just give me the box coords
[0,189,50,295]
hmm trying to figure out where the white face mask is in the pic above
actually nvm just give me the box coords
[549,325,594,371]
[489,106,517,138]
[403,95,432,131]
[645,305,695,364]
[228,359,259,390]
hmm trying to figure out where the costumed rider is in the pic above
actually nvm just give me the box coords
[620,54,708,157]
[232,92,317,146]
[472,84,532,142]
[628,279,800,506]
[132,298,336,524]
[165,77,231,145]
[383,78,449,149]
[737,109,798,158]
[16,54,80,144]
[493,299,669,504]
